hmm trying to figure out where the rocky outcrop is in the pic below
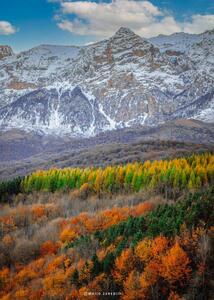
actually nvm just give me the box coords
[0,45,13,60]
[7,81,37,90]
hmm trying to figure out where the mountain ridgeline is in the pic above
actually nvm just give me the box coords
[0,27,213,136]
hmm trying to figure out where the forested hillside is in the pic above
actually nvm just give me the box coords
[22,153,213,196]
[0,152,213,299]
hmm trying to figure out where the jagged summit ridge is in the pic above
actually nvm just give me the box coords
[0,27,213,135]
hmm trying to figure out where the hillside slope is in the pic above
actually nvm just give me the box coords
[0,120,213,180]
[0,153,213,299]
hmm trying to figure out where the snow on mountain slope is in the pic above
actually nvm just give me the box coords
[0,86,111,136]
[0,27,213,136]
[0,44,81,107]
[149,32,200,52]
[150,29,214,72]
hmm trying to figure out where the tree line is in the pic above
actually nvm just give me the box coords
[22,153,214,198]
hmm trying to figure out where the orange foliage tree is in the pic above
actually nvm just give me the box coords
[161,241,191,287]
[40,240,59,256]
[123,270,144,300]
[113,248,136,284]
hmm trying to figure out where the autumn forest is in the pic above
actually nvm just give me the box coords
[0,152,214,299]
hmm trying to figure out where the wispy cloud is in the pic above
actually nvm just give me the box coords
[0,21,18,35]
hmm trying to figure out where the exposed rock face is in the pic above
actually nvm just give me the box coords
[0,45,13,60]
[7,81,37,90]
[0,28,213,135]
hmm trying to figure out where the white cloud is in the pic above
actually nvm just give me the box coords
[183,14,214,34]
[0,21,17,35]
[56,0,214,39]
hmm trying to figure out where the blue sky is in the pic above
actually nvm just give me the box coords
[0,0,213,52]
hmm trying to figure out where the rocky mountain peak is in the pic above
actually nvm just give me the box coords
[113,27,138,38]
[110,26,147,44]
[0,45,14,60]
[107,26,152,57]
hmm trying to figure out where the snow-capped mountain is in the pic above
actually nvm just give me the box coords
[0,27,213,136]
